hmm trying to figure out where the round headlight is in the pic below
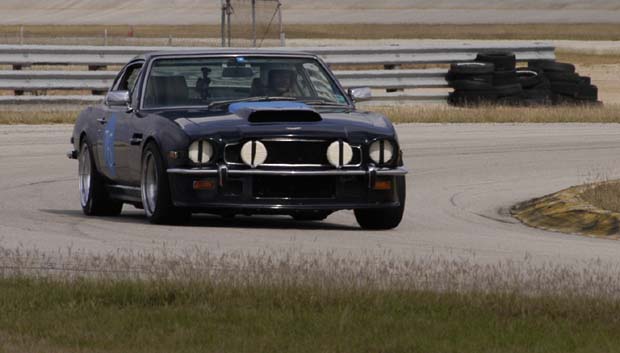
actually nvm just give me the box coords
[326,141,353,168]
[188,140,214,164]
[240,140,267,167]
[369,140,394,165]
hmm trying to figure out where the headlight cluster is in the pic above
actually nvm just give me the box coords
[188,140,214,164]
[240,140,268,168]
[326,141,353,168]
[188,138,396,168]
[369,139,394,165]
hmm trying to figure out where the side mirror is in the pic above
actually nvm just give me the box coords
[348,87,372,102]
[105,90,130,107]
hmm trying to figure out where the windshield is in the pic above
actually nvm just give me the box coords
[142,56,349,109]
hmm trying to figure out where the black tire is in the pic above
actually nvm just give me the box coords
[446,72,493,85]
[448,90,498,106]
[529,61,575,73]
[78,140,123,216]
[475,52,516,71]
[141,142,191,225]
[354,177,405,230]
[449,62,495,75]
[516,68,543,89]
[522,88,551,99]
[493,70,518,86]
[450,79,494,91]
[545,71,582,83]
[522,95,551,106]
[494,83,523,97]
[550,82,598,101]
[291,211,332,222]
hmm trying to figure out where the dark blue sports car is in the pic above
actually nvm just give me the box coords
[68,50,407,229]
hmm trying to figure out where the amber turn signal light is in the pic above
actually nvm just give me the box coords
[193,179,217,190]
[373,179,392,190]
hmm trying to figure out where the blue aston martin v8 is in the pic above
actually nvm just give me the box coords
[68,50,407,229]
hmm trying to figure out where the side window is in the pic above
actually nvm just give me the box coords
[116,63,143,94]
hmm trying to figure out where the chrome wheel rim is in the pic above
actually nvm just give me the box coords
[78,145,91,208]
[142,152,158,216]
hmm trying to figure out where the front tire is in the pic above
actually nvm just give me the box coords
[141,143,191,225]
[354,176,406,230]
[78,140,123,216]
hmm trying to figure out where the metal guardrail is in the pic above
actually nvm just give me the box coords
[0,42,555,104]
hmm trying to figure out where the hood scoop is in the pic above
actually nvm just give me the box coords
[229,101,322,123]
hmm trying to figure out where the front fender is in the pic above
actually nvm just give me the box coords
[139,114,191,170]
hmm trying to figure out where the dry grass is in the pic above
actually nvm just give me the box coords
[581,180,620,214]
[556,50,620,67]
[374,104,620,123]
[1,23,620,45]
[3,104,620,125]
[0,106,82,124]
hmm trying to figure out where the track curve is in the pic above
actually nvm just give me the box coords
[2,123,620,266]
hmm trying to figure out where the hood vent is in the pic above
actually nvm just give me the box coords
[247,110,322,123]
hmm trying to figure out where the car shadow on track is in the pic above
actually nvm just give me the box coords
[41,209,360,231]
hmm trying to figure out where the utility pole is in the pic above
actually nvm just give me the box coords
[251,0,257,47]
[221,0,226,47]
[278,1,285,47]
[227,0,232,47]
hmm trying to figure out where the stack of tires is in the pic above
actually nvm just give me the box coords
[447,52,598,107]
[528,60,598,105]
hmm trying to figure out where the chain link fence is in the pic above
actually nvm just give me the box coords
[221,0,285,47]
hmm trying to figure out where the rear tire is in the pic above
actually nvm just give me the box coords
[78,140,123,216]
[141,142,191,225]
[354,177,406,230]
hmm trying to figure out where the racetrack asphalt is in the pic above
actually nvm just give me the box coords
[2,123,620,267]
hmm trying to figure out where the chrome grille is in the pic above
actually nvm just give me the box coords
[225,138,362,167]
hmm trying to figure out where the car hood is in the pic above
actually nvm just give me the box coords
[163,102,396,142]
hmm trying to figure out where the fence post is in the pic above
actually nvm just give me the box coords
[104,28,108,46]
[19,26,24,45]
[168,35,173,46]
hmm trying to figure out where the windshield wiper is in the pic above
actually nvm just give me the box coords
[298,99,349,107]
[208,96,298,109]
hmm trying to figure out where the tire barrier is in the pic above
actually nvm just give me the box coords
[447,52,599,107]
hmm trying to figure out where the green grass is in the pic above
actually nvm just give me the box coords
[3,246,620,353]
[2,275,620,353]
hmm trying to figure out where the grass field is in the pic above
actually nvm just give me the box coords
[2,23,620,44]
[2,246,620,353]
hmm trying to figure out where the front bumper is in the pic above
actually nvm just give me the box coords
[167,165,407,212]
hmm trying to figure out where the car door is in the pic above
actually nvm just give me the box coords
[98,61,144,185]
